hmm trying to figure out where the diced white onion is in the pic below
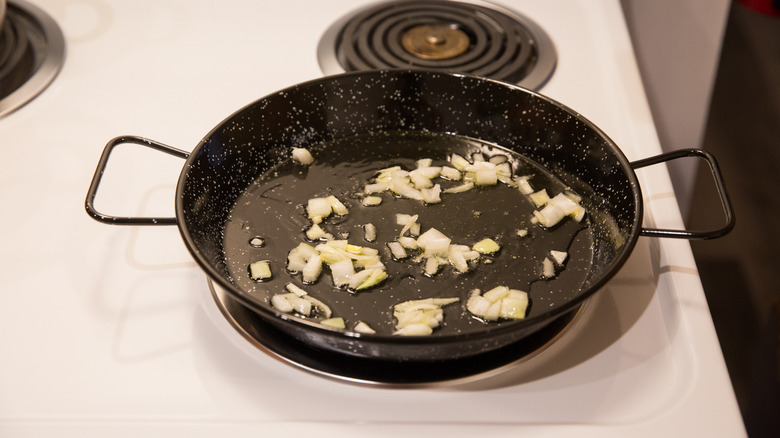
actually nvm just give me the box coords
[291,148,314,165]
[534,203,566,228]
[475,169,498,186]
[302,254,323,283]
[329,259,355,287]
[326,195,349,215]
[421,184,442,204]
[387,241,408,259]
[529,189,550,207]
[442,181,474,194]
[354,321,376,334]
[307,197,332,222]
[362,195,383,206]
[416,228,451,256]
[249,261,272,280]
[542,257,556,278]
[439,166,462,181]
[363,223,376,242]
[550,250,568,266]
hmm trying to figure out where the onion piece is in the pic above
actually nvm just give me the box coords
[542,257,556,278]
[363,223,377,242]
[529,189,550,207]
[442,181,474,194]
[291,147,314,165]
[397,236,418,249]
[362,195,383,206]
[534,203,566,228]
[321,317,345,329]
[307,197,332,223]
[326,195,349,216]
[249,261,272,280]
[473,238,500,255]
[467,286,528,321]
[475,169,498,186]
[285,282,308,297]
[550,250,568,266]
[387,241,408,259]
[271,294,294,313]
[355,268,388,290]
[302,254,323,283]
[421,184,442,204]
[329,259,355,287]
[515,176,534,195]
[416,228,451,257]
[439,166,462,181]
[354,321,376,334]
[393,297,459,335]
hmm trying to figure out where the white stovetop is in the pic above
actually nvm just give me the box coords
[0,0,744,436]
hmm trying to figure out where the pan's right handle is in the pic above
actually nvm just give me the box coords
[85,135,190,225]
[630,148,735,239]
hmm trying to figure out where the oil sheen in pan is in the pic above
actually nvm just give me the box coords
[221,130,593,336]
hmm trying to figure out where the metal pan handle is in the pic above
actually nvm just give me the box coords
[630,148,734,239]
[85,135,189,225]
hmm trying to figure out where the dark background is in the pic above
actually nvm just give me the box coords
[687,3,780,437]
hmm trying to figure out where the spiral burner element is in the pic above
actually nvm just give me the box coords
[318,0,556,90]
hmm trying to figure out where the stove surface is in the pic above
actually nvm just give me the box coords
[0,0,745,436]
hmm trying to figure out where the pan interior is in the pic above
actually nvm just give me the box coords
[221,130,594,336]
[177,70,640,344]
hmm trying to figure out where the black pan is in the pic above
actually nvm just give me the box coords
[86,70,733,361]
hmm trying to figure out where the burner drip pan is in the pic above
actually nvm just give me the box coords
[0,1,64,119]
[209,280,584,387]
[318,0,556,90]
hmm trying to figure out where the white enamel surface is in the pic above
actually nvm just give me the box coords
[0,0,744,436]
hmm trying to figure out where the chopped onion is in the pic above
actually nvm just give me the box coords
[467,286,528,321]
[271,294,294,313]
[515,176,534,195]
[424,256,442,276]
[542,257,556,278]
[450,153,471,170]
[387,241,408,259]
[362,195,383,206]
[307,197,332,223]
[354,268,387,290]
[416,158,433,168]
[416,228,451,257]
[364,183,387,194]
[326,195,349,216]
[302,254,322,283]
[472,238,500,255]
[421,184,442,204]
[354,321,376,334]
[285,282,307,297]
[321,317,345,329]
[516,228,528,237]
[397,236,418,249]
[306,223,331,241]
[529,189,550,207]
[249,261,272,280]
[550,250,568,266]
[475,168,498,186]
[393,297,458,335]
[329,259,355,287]
[439,166,462,181]
[448,247,469,273]
[291,147,314,165]
[442,181,474,194]
[534,203,566,228]
[363,223,376,242]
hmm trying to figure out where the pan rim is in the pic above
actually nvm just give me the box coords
[174,68,643,348]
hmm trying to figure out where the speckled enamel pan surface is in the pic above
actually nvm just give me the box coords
[176,69,642,361]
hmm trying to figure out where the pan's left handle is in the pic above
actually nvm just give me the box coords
[630,148,734,239]
[85,135,190,225]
